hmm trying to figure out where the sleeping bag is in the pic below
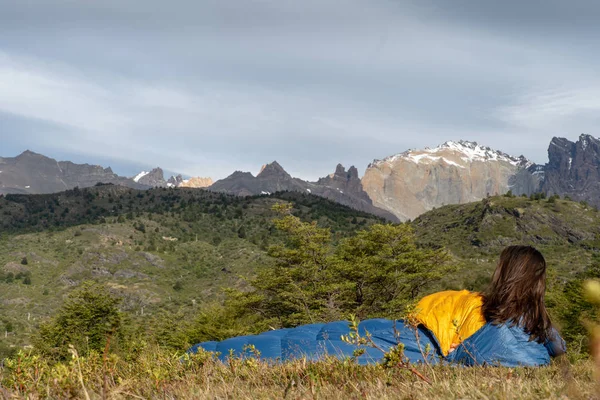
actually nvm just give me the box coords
[187,290,565,367]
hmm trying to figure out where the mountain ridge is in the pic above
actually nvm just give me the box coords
[3,134,600,221]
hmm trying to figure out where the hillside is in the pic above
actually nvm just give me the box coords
[0,186,385,356]
[413,194,600,291]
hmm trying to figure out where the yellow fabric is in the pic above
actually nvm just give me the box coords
[413,290,486,356]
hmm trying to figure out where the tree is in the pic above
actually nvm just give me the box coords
[35,282,123,360]
[333,224,453,317]
[224,203,453,330]
[225,203,336,328]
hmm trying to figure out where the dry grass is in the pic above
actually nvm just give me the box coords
[0,347,598,399]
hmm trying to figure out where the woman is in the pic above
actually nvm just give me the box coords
[188,245,566,366]
[414,245,566,365]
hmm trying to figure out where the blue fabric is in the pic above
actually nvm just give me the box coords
[187,319,560,367]
[447,323,551,367]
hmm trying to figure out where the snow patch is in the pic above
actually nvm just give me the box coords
[133,171,149,183]
[406,153,466,168]
[25,185,30,188]
[568,157,572,169]
[261,191,271,195]
[306,189,311,193]
[371,140,527,168]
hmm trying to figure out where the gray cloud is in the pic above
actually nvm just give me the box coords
[0,0,599,180]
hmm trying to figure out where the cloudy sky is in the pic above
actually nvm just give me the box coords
[1,0,599,180]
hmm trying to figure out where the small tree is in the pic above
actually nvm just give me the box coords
[237,226,247,239]
[35,282,123,360]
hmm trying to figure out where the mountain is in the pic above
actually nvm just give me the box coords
[5,135,600,222]
[361,141,538,221]
[134,170,213,189]
[0,150,148,195]
[132,167,169,187]
[541,134,600,206]
[178,177,214,188]
[209,161,399,221]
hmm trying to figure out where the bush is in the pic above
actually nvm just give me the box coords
[34,282,124,360]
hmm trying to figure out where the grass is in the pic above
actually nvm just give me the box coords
[0,346,597,399]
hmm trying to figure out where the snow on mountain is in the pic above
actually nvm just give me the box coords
[363,140,538,221]
[133,171,149,183]
[372,140,531,169]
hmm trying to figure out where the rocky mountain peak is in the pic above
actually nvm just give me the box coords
[167,174,184,187]
[371,140,528,169]
[179,177,213,188]
[363,140,536,221]
[329,164,360,182]
[18,150,39,157]
[229,171,255,179]
[543,135,600,206]
[1,150,149,195]
[348,166,359,180]
[134,167,166,187]
[334,163,346,177]
[257,161,291,179]
[578,134,600,152]
[15,150,48,162]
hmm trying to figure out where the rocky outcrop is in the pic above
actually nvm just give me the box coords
[209,161,398,221]
[0,150,148,195]
[210,161,307,196]
[361,141,537,221]
[134,168,167,187]
[310,164,398,221]
[167,174,184,187]
[541,134,600,206]
[178,177,213,188]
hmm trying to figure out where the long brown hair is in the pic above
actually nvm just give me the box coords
[481,245,552,343]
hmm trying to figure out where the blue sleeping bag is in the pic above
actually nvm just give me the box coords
[187,318,564,367]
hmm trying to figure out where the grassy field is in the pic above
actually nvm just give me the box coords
[1,189,600,398]
[0,347,597,399]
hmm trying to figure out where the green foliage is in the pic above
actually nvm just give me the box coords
[34,282,124,360]
[334,224,454,317]
[547,195,560,204]
[173,280,184,291]
[553,255,600,354]
[224,204,453,328]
